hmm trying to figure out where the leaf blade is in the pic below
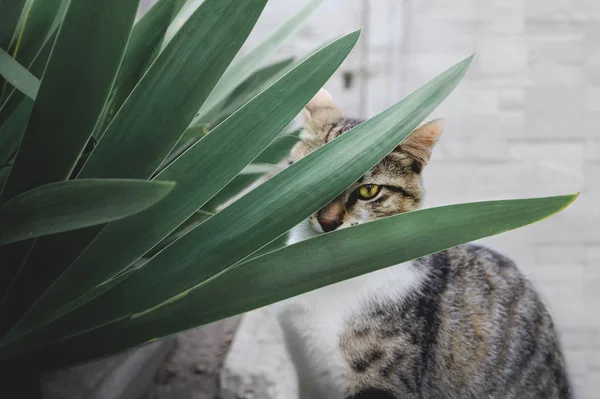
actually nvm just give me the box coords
[9,30,360,337]
[0,48,39,100]
[78,0,269,180]
[2,54,474,350]
[0,0,140,336]
[203,133,301,212]
[0,194,577,367]
[0,179,175,245]
[0,98,32,167]
[194,57,295,130]
[95,0,181,138]
[0,0,140,202]
[194,0,325,121]
[0,0,269,339]
[0,0,28,49]
[142,194,579,329]
[109,54,475,313]
[11,0,67,68]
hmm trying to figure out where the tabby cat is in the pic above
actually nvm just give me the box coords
[271,89,571,399]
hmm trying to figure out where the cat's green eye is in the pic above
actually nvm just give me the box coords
[357,184,381,200]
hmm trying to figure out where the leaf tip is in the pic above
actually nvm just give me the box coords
[561,192,579,210]
[154,180,177,194]
[537,192,579,224]
[349,27,363,40]
[457,53,475,71]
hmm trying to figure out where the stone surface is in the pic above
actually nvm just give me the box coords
[220,309,297,399]
[145,317,240,399]
[42,340,173,399]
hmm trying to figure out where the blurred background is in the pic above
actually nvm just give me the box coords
[136,0,598,397]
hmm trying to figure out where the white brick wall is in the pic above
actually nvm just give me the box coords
[393,2,598,396]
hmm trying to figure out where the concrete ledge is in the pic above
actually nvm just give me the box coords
[220,309,297,399]
[146,317,241,399]
[42,339,174,399]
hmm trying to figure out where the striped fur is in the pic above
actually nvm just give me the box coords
[340,246,571,398]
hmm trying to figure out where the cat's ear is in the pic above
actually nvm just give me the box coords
[303,88,342,132]
[397,118,444,173]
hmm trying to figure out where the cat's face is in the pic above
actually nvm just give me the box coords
[290,89,443,233]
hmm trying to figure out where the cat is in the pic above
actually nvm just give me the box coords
[270,89,572,399]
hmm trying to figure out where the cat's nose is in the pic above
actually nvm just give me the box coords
[317,213,342,232]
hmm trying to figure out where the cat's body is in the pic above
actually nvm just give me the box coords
[271,89,571,398]
[274,233,570,399]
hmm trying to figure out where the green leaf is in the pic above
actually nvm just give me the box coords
[0,48,39,100]
[0,98,32,166]
[78,0,269,180]
[0,0,28,49]
[95,0,181,138]
[144,211,212,259]
[160,0,211,47]
[194,0,325,122]
[0,28,57,130]
[0,163,9,190]
[0,194,577,367]
[203,133,300,212]
[0,0,270,342]
[113,0,175,91]
[101,55,475,316]
[170,58,295,164]
[0,0,66,126]
[172,58,295,161]
[134,195,579,333]
[199,57,295,128]
[0,179,175,245]
[11,0,67,68]
[239,163,283,175]
[0,54,474,353]
[159,139,298,252]
[7,31,360,339]
[0,0,140,202]
[0,0,140,338]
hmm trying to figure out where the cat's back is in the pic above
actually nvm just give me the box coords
[342,244,572,399]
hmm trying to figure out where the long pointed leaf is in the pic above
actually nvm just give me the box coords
[113,0,178,93]
[0,179,175,246]
[0,195,577,367]
[103,55,475,315]
[203,133,301,212]
[239,163,283,175]
[200,57,295,129]
[0,0,269,339]
[0,48,39,100]
[0,0,140,336]
[8,31,360,338]
[11,0,67,68]
[0,98,32,166]
[78,0,269,180]
[194,0,325,122]
[95,0,181,138]
[0,0,140,202]
[0,27,59,130]
[0,0,67,128]
[0,55,475,351]
[0,0,28,49]
[132,195,579,335]
[163,57,295,168]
